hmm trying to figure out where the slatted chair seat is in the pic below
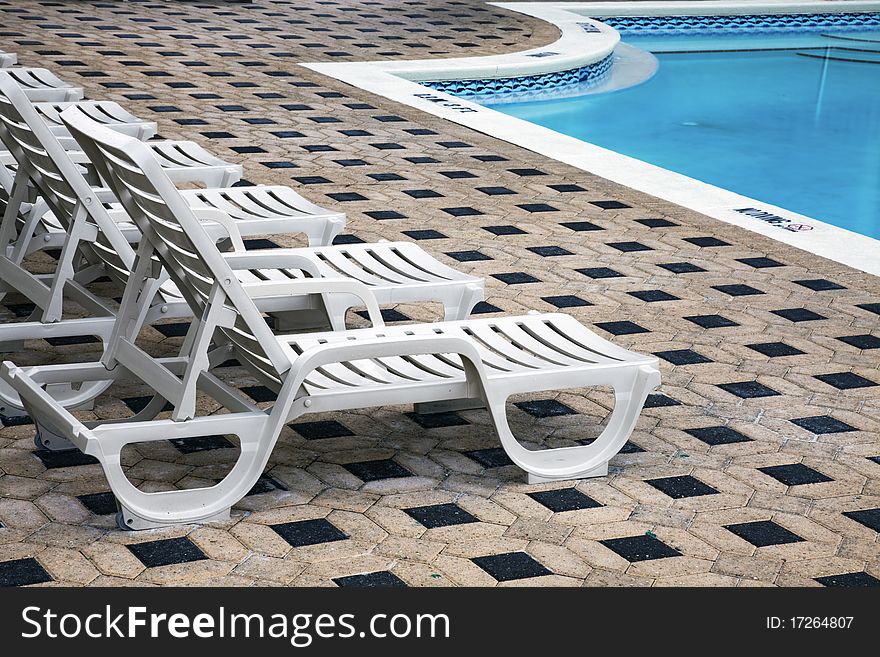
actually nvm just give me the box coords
[33,101,158,140]
[4,67,83,102]
[0,99,660,530]
[283,314,656,400]
[149,241,482,328]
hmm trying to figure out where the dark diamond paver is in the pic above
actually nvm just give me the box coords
[343,459,413,482]
[595,321,649,336]
[404,503,478,528]
[647,475,719,499]
[737,257,785,268]
[772,308,826,322]
[601,535,681,561]
[577,267,622,279]
[654,349,712,365]
[713,284,764,297]
[843,508,880,533]
[542,295,592,308]
[644,394,681,408]
[127,537,207,568]
[836,334,880,350]
[34,449,99,469]
[289,420,354,440]
[242,385,277,402]
[271,518,349,547]
[334,571,407,587]
[492,272,539,285]
[815,372,877,390]
[747,342,805,357]
[815,572,880,587]
[471,552,551,581]
[790,416,856,435]
[759,463,833,486]
[78,492,117,516]
[685,426,753,446]
[247,474,288,496]
[169,435,234,453]
[658,262,706,274]
[685,314,739,329]
[628,290,679,303]
[684,236,730,248]
[406,411,469,429]
[794,279,846,291]
[725,520,804,547]
[0,558,53,587]
[514,399,576,418]
[465,447,514,468]
[607,241,652,253]
[717,381,781,399]
[528,488,602,512]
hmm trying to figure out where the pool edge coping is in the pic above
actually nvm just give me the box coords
[302,1,880,278]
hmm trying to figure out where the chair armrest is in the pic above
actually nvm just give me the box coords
[240,277,384,328]
[221,249,321,276]
[190,206,245,251]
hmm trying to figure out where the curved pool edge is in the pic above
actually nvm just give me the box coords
[302,0,880,278]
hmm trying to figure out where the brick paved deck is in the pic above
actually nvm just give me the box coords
[0,0,877,587]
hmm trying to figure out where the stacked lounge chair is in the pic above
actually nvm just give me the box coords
[0,50,660,530]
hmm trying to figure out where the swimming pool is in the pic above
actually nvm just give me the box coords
[484,29,880,239]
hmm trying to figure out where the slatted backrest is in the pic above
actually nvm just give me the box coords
[61,109,293,383]
[0,72,136,285]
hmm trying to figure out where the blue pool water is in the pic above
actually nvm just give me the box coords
[485,31,880,238]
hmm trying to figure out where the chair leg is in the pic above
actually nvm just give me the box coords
[443,283,484,321]
[89,414,275,529]
[485,365,660,483]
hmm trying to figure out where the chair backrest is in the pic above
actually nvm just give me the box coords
[0,72,136,284]
[62,109,293,384]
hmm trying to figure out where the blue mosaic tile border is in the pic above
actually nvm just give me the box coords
[601,12,880,35]
[422,54,613,100]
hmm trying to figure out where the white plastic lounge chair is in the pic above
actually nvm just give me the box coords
[0,51,17,68]
[4,67,83,102]
[0,74,244,260]
[0,103,659,529]
[0,93,482,417]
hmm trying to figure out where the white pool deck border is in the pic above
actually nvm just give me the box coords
[303,1,880,277]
